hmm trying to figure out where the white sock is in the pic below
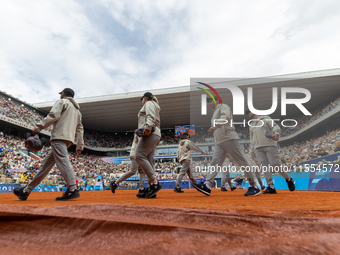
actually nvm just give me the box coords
[205,183,212,189]
[23,187,30,194]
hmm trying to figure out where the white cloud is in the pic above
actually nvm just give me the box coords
[0,0,339,103]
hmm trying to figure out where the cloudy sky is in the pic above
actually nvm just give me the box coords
[0,0,339,103]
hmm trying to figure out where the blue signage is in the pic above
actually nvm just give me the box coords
[32,185,59,192]
[0,184,20,193]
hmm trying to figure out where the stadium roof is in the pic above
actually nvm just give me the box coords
[34,69,340,133]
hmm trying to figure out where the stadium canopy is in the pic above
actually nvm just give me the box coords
[34,69,340,133]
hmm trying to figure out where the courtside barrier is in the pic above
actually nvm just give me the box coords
[242,165,340,191]
[3,165,340,192]
[0,184,59,193]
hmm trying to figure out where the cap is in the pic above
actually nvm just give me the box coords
[59,88,75,98]
[141,92,153,100]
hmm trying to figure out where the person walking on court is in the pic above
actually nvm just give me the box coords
[175,132,208,193]
[246,110,295,194]
[135,92,162,198]
[110,134,149,198]
[13,88,84,201]
[192,97,260,196]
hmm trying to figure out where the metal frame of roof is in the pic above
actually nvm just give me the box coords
[33,68,340,133]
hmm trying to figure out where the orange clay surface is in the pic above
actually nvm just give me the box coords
[1,189,340,254]
[2,189,340,216]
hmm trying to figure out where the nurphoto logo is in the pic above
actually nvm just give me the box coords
[198,82,312,128]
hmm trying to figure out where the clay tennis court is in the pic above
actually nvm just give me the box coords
[1,189,340,254]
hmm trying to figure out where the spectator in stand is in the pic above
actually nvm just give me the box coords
[334,140,340,152]
[19,172,28,185]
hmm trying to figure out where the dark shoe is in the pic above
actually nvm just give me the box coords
[110,181,118,194]
[261,186,265,190]
[145,182,162,198]
[174,187,184,193]
[55,189,80,201]
[221,187,228,191]
[230,186,236,191]
[13,188,30,201]
[263,187,277,194]
[192,183,211,196]
[286,178,295,191]
[137,188,157,198]
[244,186,261,196]
[136,189,147,198]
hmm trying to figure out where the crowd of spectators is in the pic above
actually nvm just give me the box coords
[281,97,340,137]
[2,124,340,189]
[154,161,179,179]
[279,128,340,167]
[0,96,44,127]
[84,131,134,148]
[0,133,33,171]
[0,132,187,186]
[159,130,177,145]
